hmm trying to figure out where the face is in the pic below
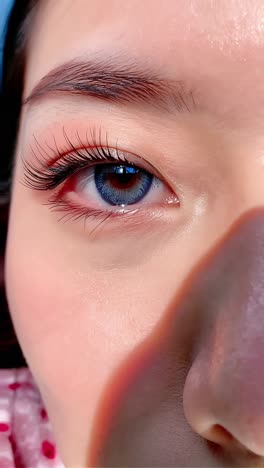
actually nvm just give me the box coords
[5,0,264,466]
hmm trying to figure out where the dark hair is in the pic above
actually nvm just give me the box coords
[0,0,37,368]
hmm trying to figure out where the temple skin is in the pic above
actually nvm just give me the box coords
[90,208,264,467]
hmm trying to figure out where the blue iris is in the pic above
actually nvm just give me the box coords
[94,164,153,206]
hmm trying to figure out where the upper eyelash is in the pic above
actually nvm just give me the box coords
[22,127,140,192]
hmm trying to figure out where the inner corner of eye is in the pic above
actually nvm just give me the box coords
[166,194,181,206]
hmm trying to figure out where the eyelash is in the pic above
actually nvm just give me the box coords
[22,127,177,233]
[23,128,135,191]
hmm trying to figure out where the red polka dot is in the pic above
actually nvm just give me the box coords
[40,408,48,420]
[8,382,21,390]
[42,440,56,459]
[0,423,9,432]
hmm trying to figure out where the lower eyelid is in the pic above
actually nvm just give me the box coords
[45,178,181,238]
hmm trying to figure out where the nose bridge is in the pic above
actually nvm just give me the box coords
[231,154,264,217]
[183,208,264,457]
[206,208,264,339]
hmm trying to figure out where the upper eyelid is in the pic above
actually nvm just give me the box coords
[24,128,170,187]
[21,135,172,193]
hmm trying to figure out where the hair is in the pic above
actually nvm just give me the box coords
[0,0,37,367]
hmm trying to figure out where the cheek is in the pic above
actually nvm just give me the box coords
[4,207,172,457]
[4,164,210,460]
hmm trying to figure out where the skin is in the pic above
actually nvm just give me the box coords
[4,0,264,466]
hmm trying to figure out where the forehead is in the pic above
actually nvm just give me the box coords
[24,0,264,124]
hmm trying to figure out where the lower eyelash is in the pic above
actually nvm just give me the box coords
[45,197,141,236]
[44,194,163,237]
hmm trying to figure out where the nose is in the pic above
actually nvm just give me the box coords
[183,208,264,458]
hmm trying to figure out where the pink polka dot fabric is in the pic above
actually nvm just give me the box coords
[0,367,65,467]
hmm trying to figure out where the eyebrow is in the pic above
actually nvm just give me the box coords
[23,57,197,114]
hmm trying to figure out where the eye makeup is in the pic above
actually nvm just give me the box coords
[21,126,180,234]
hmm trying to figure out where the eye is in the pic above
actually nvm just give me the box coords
[69,162,176,211]
[22,130,181,229]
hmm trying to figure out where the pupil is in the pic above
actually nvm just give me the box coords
[106,166,139,189]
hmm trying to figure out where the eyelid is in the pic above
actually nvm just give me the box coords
[51,127,169,184]
[62,147,167,183]
[23,128,174,194]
